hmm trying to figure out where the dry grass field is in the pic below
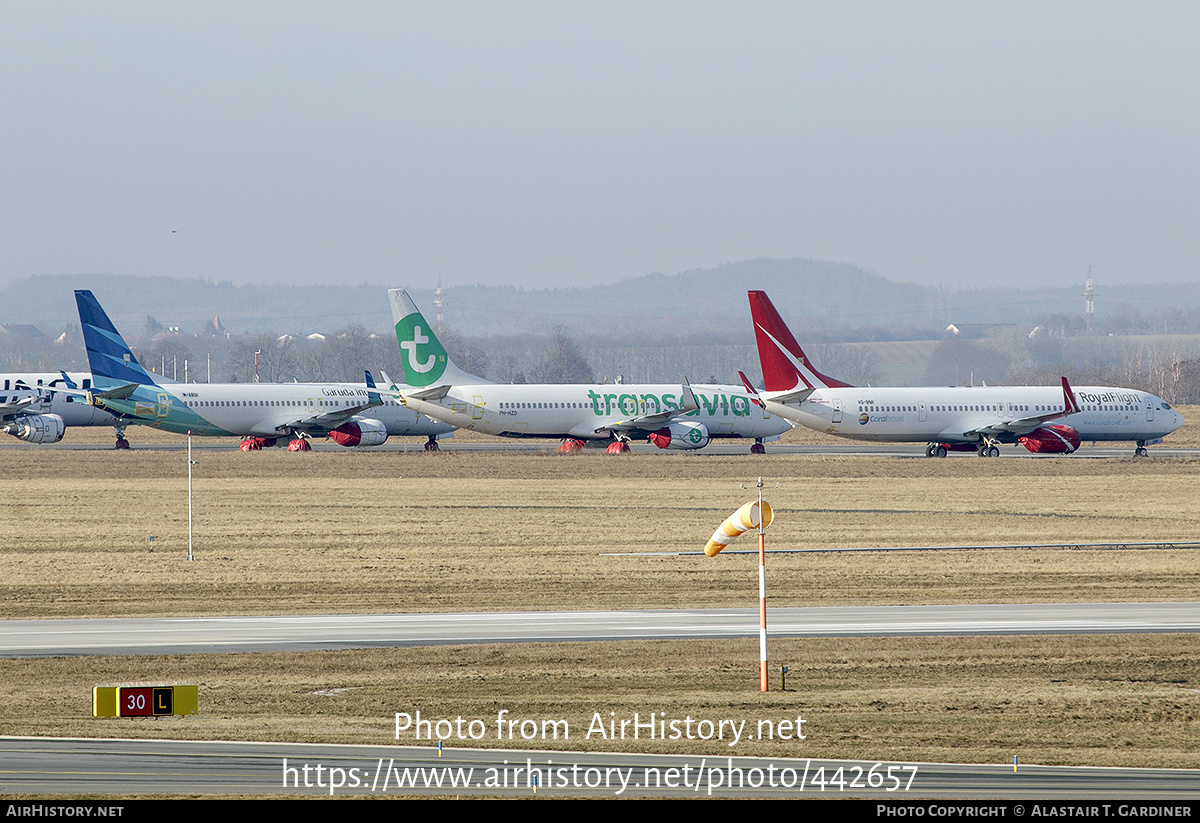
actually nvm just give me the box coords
[1,634,1195,768]
[0,415,1196,771]
[1,431,1198,618]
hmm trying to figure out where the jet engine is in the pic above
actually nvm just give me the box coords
[2,413,66,444]
[328,418,389,448]
[647,421,710,450]
[1018,424,1081,454]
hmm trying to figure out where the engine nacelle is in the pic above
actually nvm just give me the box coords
[647,421,710,450]
[2,413,66,444]
[1018,424,1081,454]
[328,418,389,448]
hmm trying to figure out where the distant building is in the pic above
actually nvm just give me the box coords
[0,324,46,343]
[944,323,1024,339]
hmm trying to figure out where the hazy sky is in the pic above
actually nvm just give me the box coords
[2,2,1197,291]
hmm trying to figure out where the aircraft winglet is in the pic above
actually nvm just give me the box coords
[737,370,765,409]
[679,380,699,415]
[1061,377,1080,416]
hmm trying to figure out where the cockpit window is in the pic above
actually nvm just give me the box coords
[1162,402,1172,409]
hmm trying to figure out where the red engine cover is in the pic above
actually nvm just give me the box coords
[328,419,388,448]
[1018,424,1081,454]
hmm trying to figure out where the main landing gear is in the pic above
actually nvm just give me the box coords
[1135,440,1149,457]
[113,425,130,450]
[976,444,1000,458]
[750,439,766,455]
[924,443,948,458]
[424,435,440,452]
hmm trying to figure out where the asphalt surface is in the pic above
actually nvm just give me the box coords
[4,736,1198,798]
[3,603,1197,657]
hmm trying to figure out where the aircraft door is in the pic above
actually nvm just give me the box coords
[919,400,927,422]
[156,392,171,418]
[832,399,842,423]
[1146,399,1155,422]
[473,395,486,420]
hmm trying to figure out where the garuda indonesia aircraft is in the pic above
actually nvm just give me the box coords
[1,372,122,445]
[74,290,454,450]
[388,289,791,453]
[743,290,1184,457]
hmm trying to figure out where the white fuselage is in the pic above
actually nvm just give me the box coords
[765,384,1183,445]
[152,381,453,438]
[406,382,790,442]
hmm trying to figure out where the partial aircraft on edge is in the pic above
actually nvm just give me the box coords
[73,289,455,450]
[741,290,1184,457]
[1,372,125,445]
[388,289,791,453]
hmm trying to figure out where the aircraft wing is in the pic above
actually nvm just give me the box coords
[274,394,383,435]
[966,377,1082,439]
[0,395,37,418]
[605,385,701,433]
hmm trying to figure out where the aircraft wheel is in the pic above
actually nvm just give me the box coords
[1136,446,1148,457]
[750,443,766,455]
[935,445,947,458]
[114,437,130,450]
[987,446,1000,458]
[925,444,935,458]
[424,439,440,452]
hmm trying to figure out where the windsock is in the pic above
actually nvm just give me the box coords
[704,501,773,556]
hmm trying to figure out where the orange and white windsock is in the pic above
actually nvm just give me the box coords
[704,501,773,556]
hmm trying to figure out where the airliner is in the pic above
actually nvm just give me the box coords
[73,290,455,450]
[0,372,124,445]
[744,290,1184,457]
[388,289,791,453]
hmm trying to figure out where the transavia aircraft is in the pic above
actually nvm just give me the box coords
[1,372,123,445]
[388,289,791,453]
[743,290,1184,457]
[74,290,455,450]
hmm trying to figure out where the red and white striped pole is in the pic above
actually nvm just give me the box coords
[756,477,768,692]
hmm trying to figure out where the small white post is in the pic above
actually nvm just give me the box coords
[187,433,194,562]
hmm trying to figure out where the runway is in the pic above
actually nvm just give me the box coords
[3,602,1197,657]
[3,736,1198,798]
[7,437,1197,458]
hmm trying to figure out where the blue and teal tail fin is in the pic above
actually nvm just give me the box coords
[75,290,160,388]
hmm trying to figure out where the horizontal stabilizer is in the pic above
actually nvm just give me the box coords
[93,383,141,401]
[404,384,452,402]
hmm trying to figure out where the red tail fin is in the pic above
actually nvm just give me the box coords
[747,290,853,392]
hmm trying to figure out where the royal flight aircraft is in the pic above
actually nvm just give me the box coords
[388,289,791,452]
[743,290,1184,457]
[73,290,454,450]
[0,372,125,445]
